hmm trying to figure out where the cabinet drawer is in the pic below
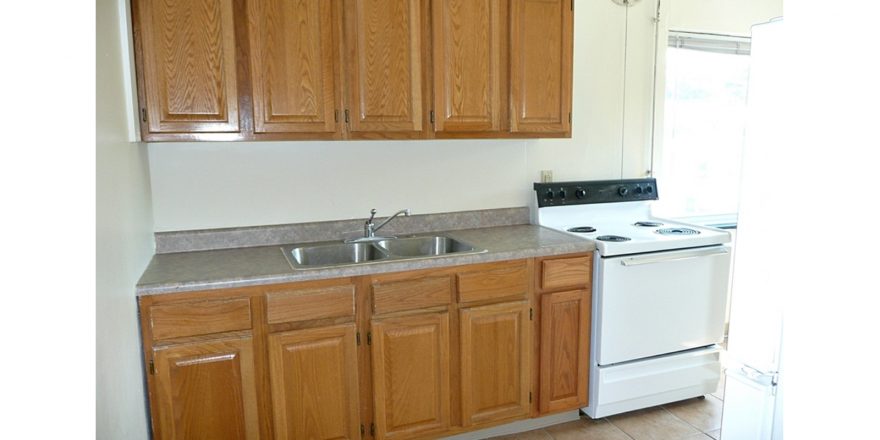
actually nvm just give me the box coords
[150,297,252,340]
[541,255,592,291]
[372,276,453,315]
[457,260,528,303]
[266,284,356,324]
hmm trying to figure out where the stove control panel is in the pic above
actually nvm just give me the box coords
[533,178,658,207]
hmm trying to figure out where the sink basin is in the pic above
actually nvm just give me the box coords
[375,236,477,257]
[286,242,390,267]
[283,235,485,269]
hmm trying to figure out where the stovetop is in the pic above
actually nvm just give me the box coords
[534,179,730,256]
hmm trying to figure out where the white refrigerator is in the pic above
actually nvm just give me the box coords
[720,19,784,440]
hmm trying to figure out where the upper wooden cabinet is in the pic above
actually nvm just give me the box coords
[510,0,573,134]
[247,0,343,135]
[344,0,428,138]
[131,0,573,141]
[432,0,506,133]
[132,0,573,141]
[133,0,241,134]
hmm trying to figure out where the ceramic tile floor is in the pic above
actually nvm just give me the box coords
[493,369,727,440]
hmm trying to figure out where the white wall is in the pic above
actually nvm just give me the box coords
[149,1,664,232]
[96,0,154,438]
[526,0,659,183]
[669,0,783,36]
[149,140,529,231]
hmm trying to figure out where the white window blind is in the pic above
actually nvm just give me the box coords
[668,31,751,56]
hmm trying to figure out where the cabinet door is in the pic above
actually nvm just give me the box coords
[345,0,426,135]
[460,301,531,427]
[268,324,360,440]
[371,312,451,440]
[539,289,590,413]
[432,0,505,132]
[509,0,573,133]
[247,0,342,134]
[152,335,260,440]
[136,0,240,133]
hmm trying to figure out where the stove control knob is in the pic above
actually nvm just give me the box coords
[645,185,653,194]
[634,185,643,194]
[545,189,554,200]
[618,186,629,197]
[558,189,567,199]
[575,188,586,199]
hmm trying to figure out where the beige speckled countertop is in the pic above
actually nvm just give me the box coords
[136,224,595,296]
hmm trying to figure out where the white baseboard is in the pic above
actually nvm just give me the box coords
[440,411,580,440]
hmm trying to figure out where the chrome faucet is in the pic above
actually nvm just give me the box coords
[363,208,410,239]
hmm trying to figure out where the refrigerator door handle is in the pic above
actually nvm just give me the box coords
[740,365,779,384]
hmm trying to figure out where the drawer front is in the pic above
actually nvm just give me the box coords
[541,255,592,291]
[372,276,453,315]
[266,284,356,324]
[150,297,253,340]
[457,260,528,303]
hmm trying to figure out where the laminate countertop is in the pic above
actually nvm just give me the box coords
[137,224,595,296]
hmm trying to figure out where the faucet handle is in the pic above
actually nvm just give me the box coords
[367,208,377,224]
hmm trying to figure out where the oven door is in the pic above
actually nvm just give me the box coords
[595,245,731,366]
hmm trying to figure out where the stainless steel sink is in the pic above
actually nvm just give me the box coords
[286,242,390,267]
[282,235,485,269]
[374,236,477,257]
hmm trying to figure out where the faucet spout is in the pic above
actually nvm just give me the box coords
[373,209,411,234]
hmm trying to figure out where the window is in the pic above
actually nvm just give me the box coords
[654,32,751,226]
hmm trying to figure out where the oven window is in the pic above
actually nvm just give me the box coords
[653,33,751,226]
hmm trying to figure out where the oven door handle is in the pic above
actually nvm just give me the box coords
[619,247,730,266]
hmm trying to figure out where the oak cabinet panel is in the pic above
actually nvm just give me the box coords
[540,255,592,291]
[268,324,361,440]
[247,0,342,134]
[432,0,506,133]
[539,289,590,413]
[457,260,529,303]
[371,312,451,440]
[133,0,573,140]
[264,284,356,325]
[460,301,531,427]
[135,0,240,133]
[345,0,426,135]
[149,297,252,340]
[151,335,261,440]
[510,0,573,133]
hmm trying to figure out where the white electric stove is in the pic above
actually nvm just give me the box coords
[534,178,732,418]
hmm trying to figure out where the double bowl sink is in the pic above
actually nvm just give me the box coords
[282,235,486,269]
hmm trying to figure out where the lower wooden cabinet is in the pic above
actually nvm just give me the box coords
[370,312,451,440]
[538,289,591,413]
[140,254,592,440]
[268,324,361,440]
[151,335,261,440]
[460,301,531,427]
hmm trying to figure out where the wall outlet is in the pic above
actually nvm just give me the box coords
[540,170,553,183]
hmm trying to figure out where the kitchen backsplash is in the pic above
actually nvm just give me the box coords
[154,207,530,254]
